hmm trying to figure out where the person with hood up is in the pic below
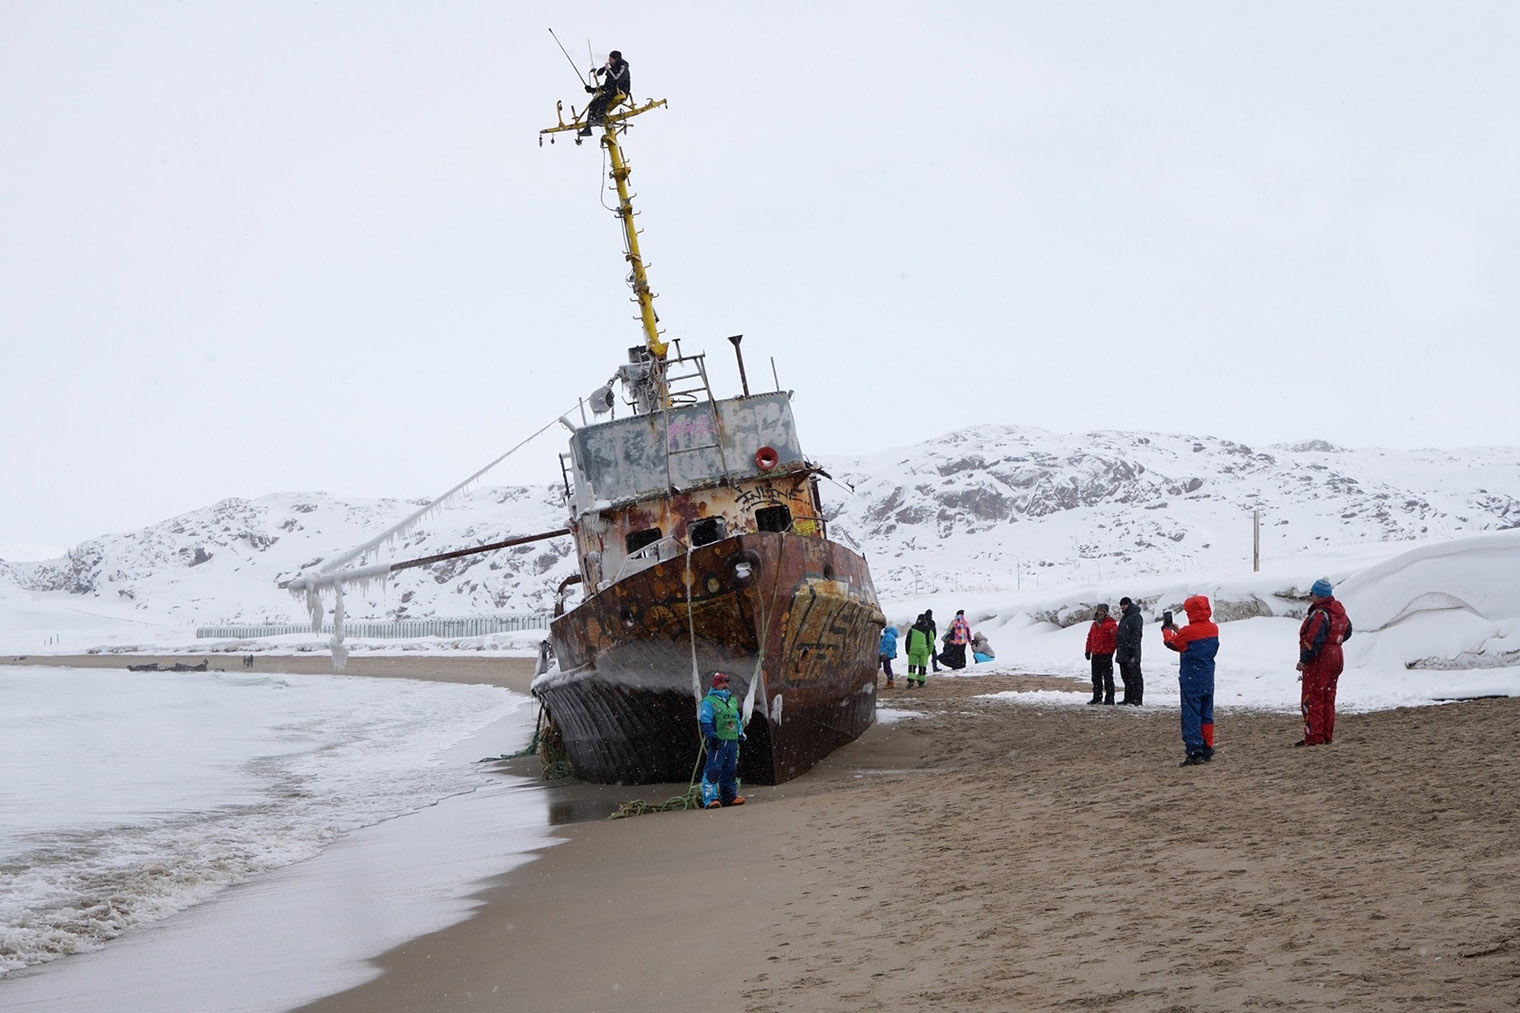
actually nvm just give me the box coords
[940,609,973,670]
[879,623,900,688]
[904,613,935,688]
[1296,578,1354,746]
[578,50,631,137]
[923,609,941,672]
[1115,596,1144,705]
[698,671,746,808]
[971,630,995,663]
[1163,596,1219,766]
[1084,604,1118,705]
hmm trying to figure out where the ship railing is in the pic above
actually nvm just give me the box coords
[607,534,686,585]
[660,345,712,405]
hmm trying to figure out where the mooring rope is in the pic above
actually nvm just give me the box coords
[608,748,708,819]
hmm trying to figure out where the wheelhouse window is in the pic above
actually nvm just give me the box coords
[625,528,663,554]
[755,505,792,533]
[688,517,727,547]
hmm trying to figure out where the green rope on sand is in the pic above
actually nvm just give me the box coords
[608,784,703,820]
[606,747,711,820]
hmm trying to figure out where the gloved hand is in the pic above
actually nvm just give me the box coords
[705,737,719,754]
[1084,651,1091,661]
[585,85,595,93]
[740,732,747,742]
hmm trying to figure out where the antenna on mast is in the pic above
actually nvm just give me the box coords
[547,28,588,87]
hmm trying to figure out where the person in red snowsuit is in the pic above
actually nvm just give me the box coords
[1297,577,1353,746]
[1084,604,1118,705]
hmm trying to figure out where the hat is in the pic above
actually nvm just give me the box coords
[956,609,965,616]
[710,672,730,686]
[1119,596,1133,607]
[1094,603,1109,615]
[924,609,933,617]
[1310,578,1333,598]
[609,50,623,60]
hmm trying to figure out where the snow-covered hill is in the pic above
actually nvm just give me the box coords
[832,426,1520,597]
[2,425,1518,629]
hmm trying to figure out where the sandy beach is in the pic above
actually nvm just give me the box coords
[14,657,1518,1010]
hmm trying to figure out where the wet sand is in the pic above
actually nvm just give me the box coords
[14,657,1519,1010]
[314,670,1520,1012]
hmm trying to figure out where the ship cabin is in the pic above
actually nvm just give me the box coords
[559,381,831,598]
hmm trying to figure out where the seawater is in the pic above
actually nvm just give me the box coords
[0,665,528,978]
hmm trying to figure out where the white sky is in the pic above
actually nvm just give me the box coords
[4,1,1519,552]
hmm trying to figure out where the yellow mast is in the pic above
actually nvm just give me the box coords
[541,92,670,387]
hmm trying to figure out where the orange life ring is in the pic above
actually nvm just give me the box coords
[754,446,779,471]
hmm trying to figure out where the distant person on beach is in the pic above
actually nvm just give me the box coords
[1163,596,1219,766]
[879,624,900,688]
[1115,597,1144,705]
[940,610,972,670]
[904,614,935,688]
[971,630,995,663]
[1296,578,1353,747]
[579,49,631,136]
[698,672,746,808]
[1084,604,1117,705]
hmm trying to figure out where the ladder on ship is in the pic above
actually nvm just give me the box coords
[658,341,734,491]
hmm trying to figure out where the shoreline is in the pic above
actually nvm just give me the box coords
[1,653,539,694]
[10,657,1518,1009]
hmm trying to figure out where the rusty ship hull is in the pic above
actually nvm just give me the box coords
[538,531,881,785]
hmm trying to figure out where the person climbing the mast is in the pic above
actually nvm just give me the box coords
[579,49,630,137]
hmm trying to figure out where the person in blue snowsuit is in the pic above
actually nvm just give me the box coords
[879,625,900,688]
[1163,595,1219,767]
[698,671,746,808]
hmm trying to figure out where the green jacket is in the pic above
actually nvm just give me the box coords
[699,690,743,741]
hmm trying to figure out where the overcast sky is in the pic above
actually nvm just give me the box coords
[3,1,1518,556]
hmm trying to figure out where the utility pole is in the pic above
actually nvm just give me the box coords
[1253,509,1260,572]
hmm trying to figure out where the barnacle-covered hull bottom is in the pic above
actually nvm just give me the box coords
[538,532,884,785]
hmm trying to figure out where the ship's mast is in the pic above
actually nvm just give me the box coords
[541,88,669,408]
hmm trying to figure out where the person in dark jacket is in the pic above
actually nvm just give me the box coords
[1163,596,1219,766]
[1084,604,1118,704]
[904,614,935,687]
[579,50,631,136]
[923,608,941,672]
[1115,596,1144,705]
[1296,578,1353,746]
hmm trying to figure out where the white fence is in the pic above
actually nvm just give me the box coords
[195,615,553,640]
